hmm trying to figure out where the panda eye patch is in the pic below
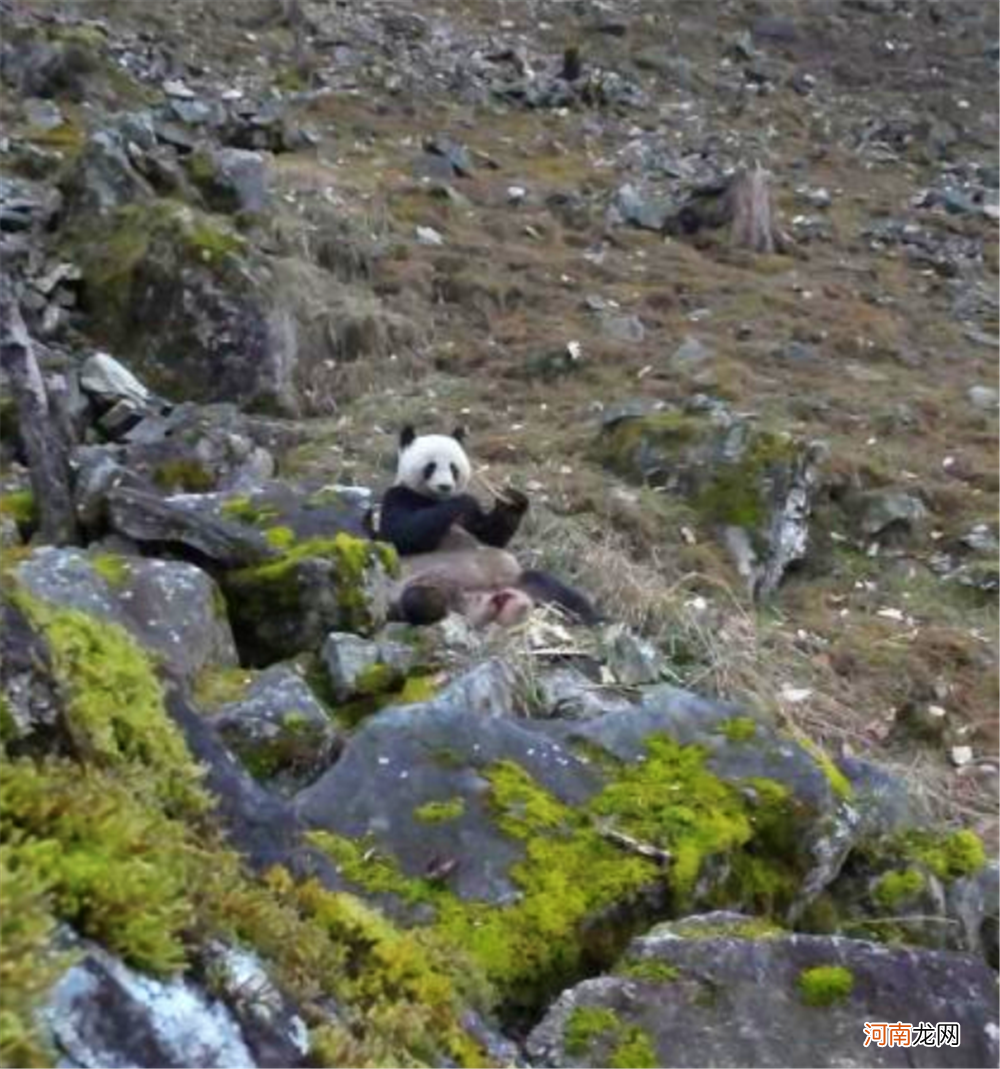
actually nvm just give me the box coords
[450,463,459,482]
[423,462,436,481]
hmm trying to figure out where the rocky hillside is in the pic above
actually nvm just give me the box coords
[0,0,997,1066]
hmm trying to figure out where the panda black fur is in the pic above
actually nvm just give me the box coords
[378,425,527,555]
[377,425,601,626]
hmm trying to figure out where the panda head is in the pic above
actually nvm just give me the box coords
[394,424,471,500]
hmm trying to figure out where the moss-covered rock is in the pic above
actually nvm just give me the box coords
[526,915,998,1068]
[293,684,859,1019]
[12,547,237,683]
[592,410,825,597]
[816,824,992,954]
[0,592,489,1067]
[222,534,396,665]
[63,197,294,412]
[203,663,343,796]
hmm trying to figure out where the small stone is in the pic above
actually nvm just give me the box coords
[611,183,669,231]
[600,623,663,685]
[507,185,527,204]
[24,98,64,132]
[960,524,998,554]
[775,340,819,364]
[424,134,473,177]
[170,98,213,125]
[967,385,999,410]
[858,490,928,537]
[320,632,416,703]
[162,78,196,99]
[950,745,974,768]
[415,225,444,246]
[80,351,152,407]
[671,335,712,367]
[600,312,645,344]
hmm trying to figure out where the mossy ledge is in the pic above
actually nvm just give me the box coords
[0,591,486,1068]
[309,736,811,1022]
[222,533,398,660]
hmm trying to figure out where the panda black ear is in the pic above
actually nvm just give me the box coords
[451,425,466,443]
[399,425,416,450]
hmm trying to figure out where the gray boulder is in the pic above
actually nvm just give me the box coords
[43,939,260,1068]
[856,489,929,540]
[320,632,416,703]
[292,668,865,1021]
[12,546,237,681]
[60,129,153,216]
[527,912,999,1068]
[189,147,270,215]
[208,664,342,796]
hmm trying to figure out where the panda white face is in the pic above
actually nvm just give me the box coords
[395,427,472,500]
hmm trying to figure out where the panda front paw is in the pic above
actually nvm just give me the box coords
[452,494,485,520]
[499,488,529,514]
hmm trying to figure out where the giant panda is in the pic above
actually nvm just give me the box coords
[377,425,601,628]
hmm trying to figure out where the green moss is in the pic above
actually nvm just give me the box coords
[192,666,255,709]
[695,431,798,532]
[794,893,840,935]
[219,496,279,526]
[2,758,206,973]
[719,716,757,743]
[13,593,207,815]
[90,552,131,589]
[594,411,702,478]
[152,459,215,493]
[0,839,71,1067]
[415,798,466,824]
[565,1006,621,1056]
[305,831,433,907]
[903,829,986,881]
[672,917,783,940]
[264,525,296,550]
[798,965,854,1007]
[0,489,37,527]
[0,694,16,745]
[305,735,805,1021]
[274,66,307,92]
[23,120,85,154]
[224,533,398,641]
[0,604,486,1067]
[873,868,926,910]
[616,959,680,983]
[609,1026,659,1068]
[354,662,400,697]
[799,738,853,802]
[565,1007,657,1067]
[487,760,572,835]
[230,713,327,783]
[588,736,755,902]
[397,673,440,705]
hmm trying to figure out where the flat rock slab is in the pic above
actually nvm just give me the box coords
[527,912,999,1068]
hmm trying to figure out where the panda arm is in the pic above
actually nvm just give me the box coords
[378,486,482,555]
[460,491,529,548]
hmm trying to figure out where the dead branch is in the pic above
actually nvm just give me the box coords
[0,274,79,545]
